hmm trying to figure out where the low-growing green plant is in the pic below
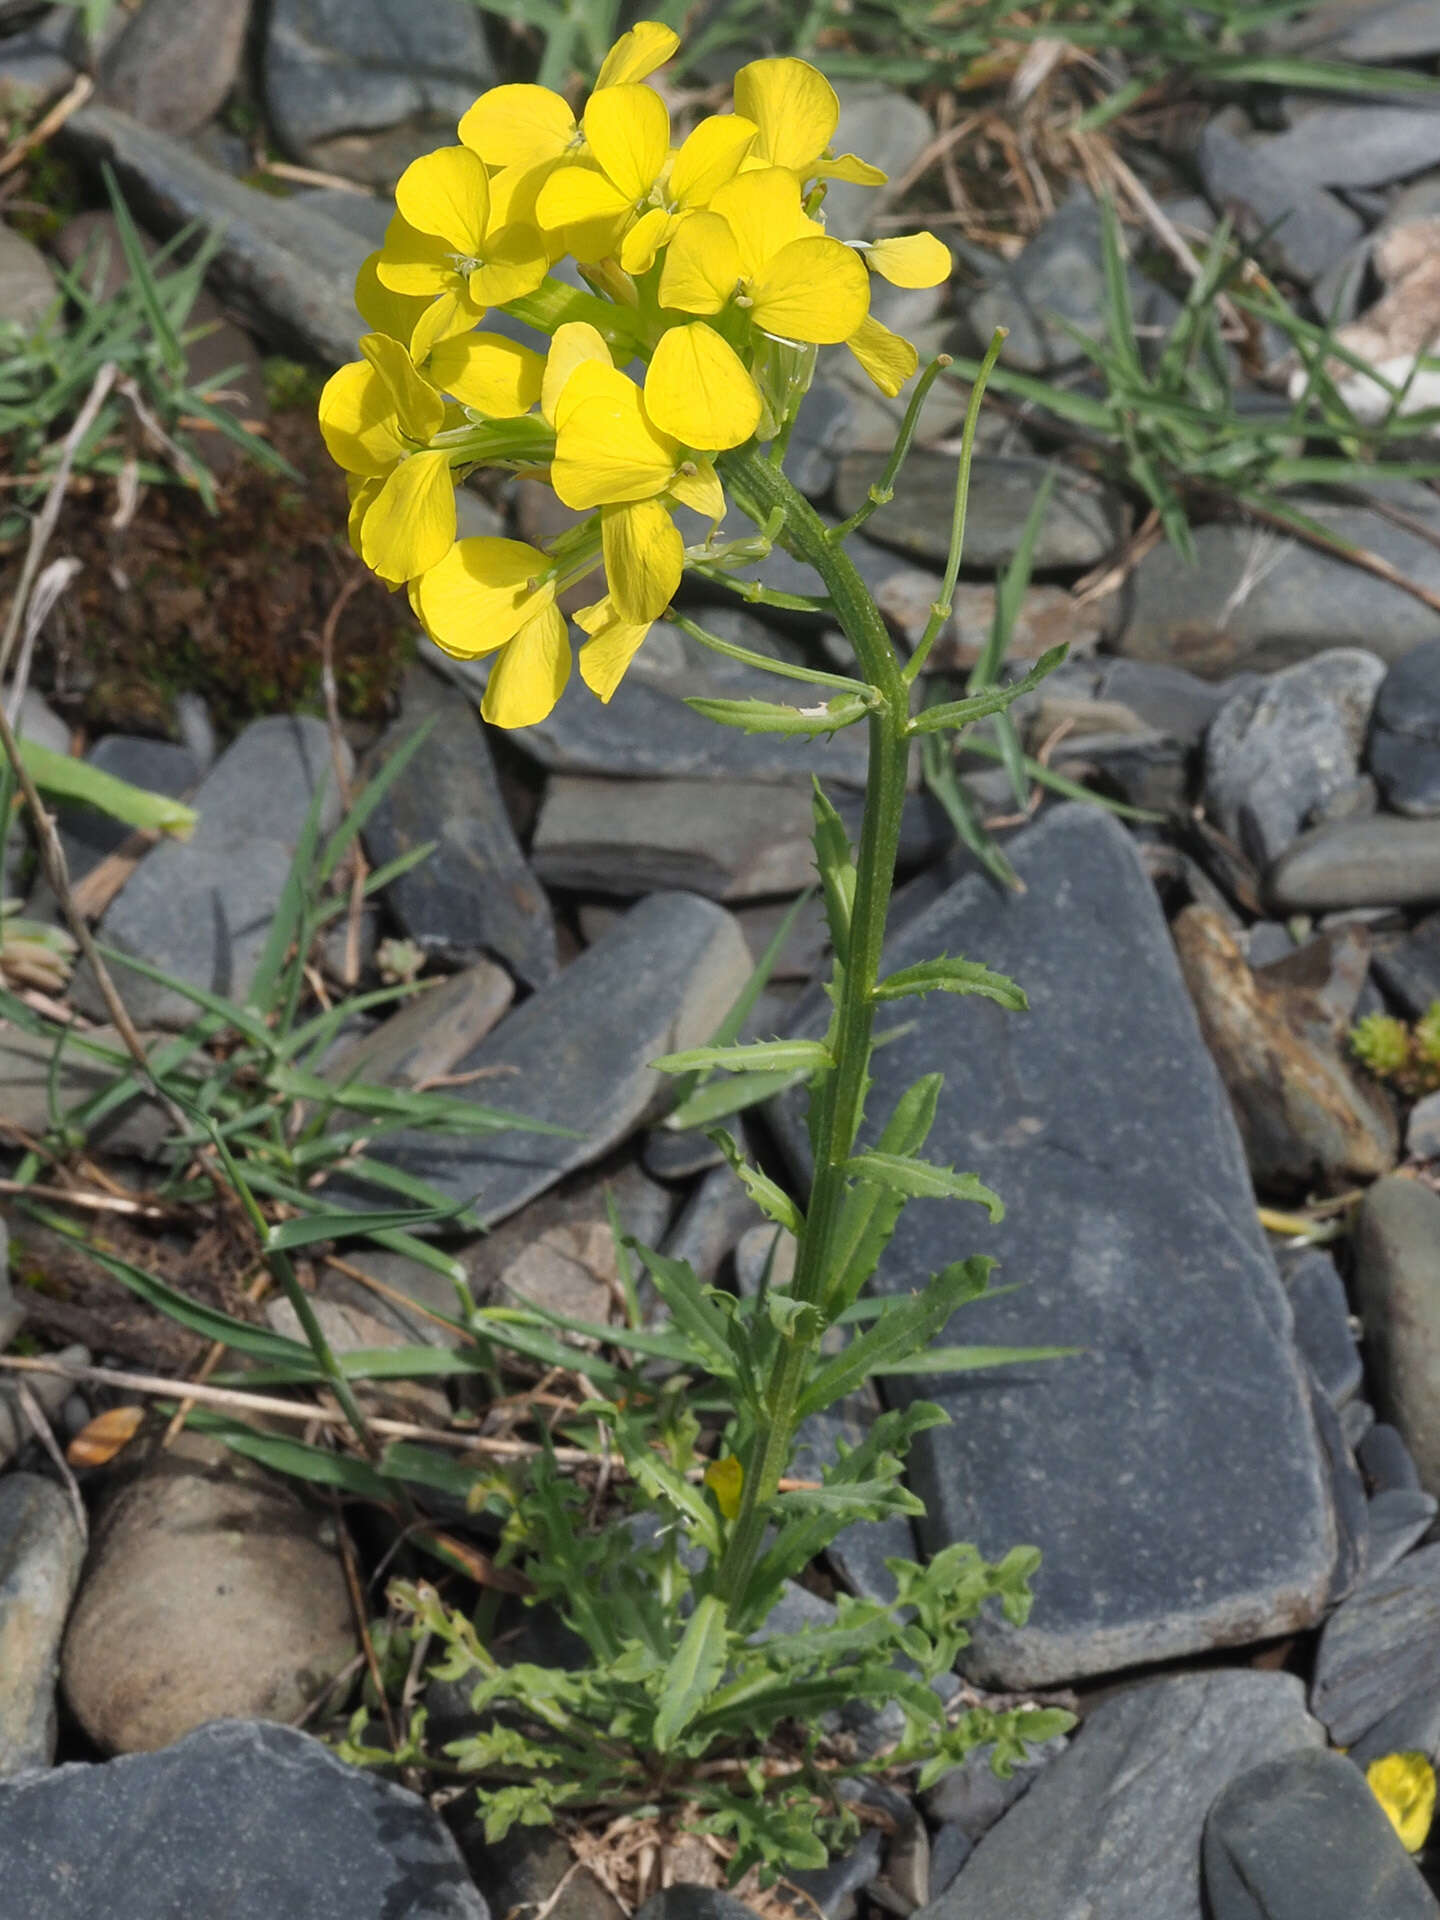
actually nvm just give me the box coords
[1351,1005,1440,1100]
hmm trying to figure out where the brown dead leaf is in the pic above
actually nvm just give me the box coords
[66,1402,145,1467]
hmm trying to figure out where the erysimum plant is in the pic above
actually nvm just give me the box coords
[321,21,1073,1883]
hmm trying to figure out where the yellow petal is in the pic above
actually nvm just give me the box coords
[459,84,576,168]
[360,450,456,583]
[395,146,489,255]
[734,59,837,173]
[846,312,919,397]
[817,150,889,186]
[669,113,759,209]
[752,236,870,344]
[482,602,571,728]
[318,361,404,477]
[703,1454,744,1519]
[413,537,556,658]
[358,331,445,440]
[551,366,678,509]
[1367,1753,1436,1853]
[410,286,488,361]
[595,20,679,88]
[428,332,544,415]
[867,231,953,289]
[584,82,670,203]
[708,167,820,282]
[657,209,739,315]
[541,321,613,427]
[645,322,761,451]
[578,608,652,702]
[354,252,432,348]
[470,225,550,307]
[374,213,456,298]
[346,474,383,554]
[667,458,725,522]
[602,499,683,622]
[536,164,632,232]
[619,205,675,275]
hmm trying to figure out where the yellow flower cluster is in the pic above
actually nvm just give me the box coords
[318,21,951,728]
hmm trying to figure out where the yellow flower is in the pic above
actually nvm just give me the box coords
[862,231,953,289]
[659,169,870,346]
[574,596,656,702]
[733,57,886,187]
[1367,1752,1436,1853]
[410,536,572,728]
[426,332,545,416]
[318,334,455,583]
[845,313,919,397]
[375,146,548,358]
[457,21,678,170]
[354,252,432,349]
[593,19,679,87]
[550,355,734,509]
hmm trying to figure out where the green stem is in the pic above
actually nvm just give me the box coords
[711,450,912,1612]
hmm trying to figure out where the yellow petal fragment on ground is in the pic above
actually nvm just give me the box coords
[551,366,678,509]
[846,313,919,396]
[657,210,740,315]
[670,113,758,208]
[413,537,555,658]
[709,167,819,282]
[428,332,544,415]
[318,362,404,476]
[602,498,683,622]
[482,601,571,727]
[395,146,490,254]
[459,84,576,168]
[667,458,725,522]
[752,236,870,344]
[469,225,550,307]
[537,163,633,232]
[584,83,670,203]
[361,449,456,583]
[645,322,761,450]
[595,19,679,88]
[619,205,675,275]
[868,231,953,288]
[704,1454,745,1518]
[541,322,613,426]
[359,331,446,440]
[734,58,838,174]
[1367,1753,1436,1853]
[354,253,432,348]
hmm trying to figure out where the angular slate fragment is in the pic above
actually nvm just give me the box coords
[924,1671,1324,1920]
[1311,1542,1440,1746]
[356,893,750,1226]
[1203,1747,1440,1920]
[772,806,1338,1687]
[57,734,198,882]
[363,673,557,989]
[1279,1248,1362,1409]
[0,1719,488,1918]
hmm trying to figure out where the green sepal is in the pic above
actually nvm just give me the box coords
[908,646,1066,735]
[844,1151,1004,1221]
[684,692,873,736]
[652,1038,832,1076]
[710,1128,804,1237]
[811,778,856,964]
[873,955,1026,1010]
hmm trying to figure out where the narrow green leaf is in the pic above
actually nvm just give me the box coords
[265,1201,469,1252]
[824,1075,943,1315]
[844,1152,1004,1221]
[654,1594,730,1751]
[872,1342,1079,1375]
[909,646,1067,735]
[710,1130,804,1236]
[684,693,872,736]
[665,1067,805,1133]
[652,1038,831,1076]
[18,738,198,836]
[873,956,1027,1010]
[796,1258,994,1419]
[625,1243,743,1382]
[811,778,855,963]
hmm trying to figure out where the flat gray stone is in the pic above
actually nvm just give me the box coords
[1311,1542,1440,1745]
[0,221,57,333]
[1270,0,1440,62]
[1263,102,1440,192]
[1369,636,1440,817]
[1352,1176,1440,1496]
[99,0,252,135]
[833,452,1125,573]
[1199,122,1363,284]
[1350,1682,1440,1768]
[0,1719,489,1917]
[1280,1248,1362,1410]
[1373,911,1440,1016]
[60,103,371,365]
[322,963,514,1095]
[1267,815,1440,913]
[1204,1746,1439,1920]
[1409,1087,1440,1158]
[1364,1487,1438,1582]
[58,733,199,882]
[0,1475,85,1778]
[921,1671,1325,1920]
[825,84,933,238]
[1203,650,1386,868]
[773,807,1339,1687]
[354,893,750,1225]
[363,673,556,989]
[0,1024,171,1156]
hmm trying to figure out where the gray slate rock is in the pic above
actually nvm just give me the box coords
[0,1475,85,1778]
[1373,911,1440,1016]
[363,671,556,989]
[825,84,933,238]
[1203,649,1386,868]
[1198,121,1363,284]
[965,191,1110,374]
[1117,506,1440,675]
[1311,1541,1440,1745]
[833,452,1125,573]
[921,1671,1325,1920]
[1352,1176,1440,1495]
[922,1734,1064,1841]
[1268,815,1440,913]
[60,104,371,365]
[98,0,252,135]
[58,733,198,882]
[355,893,750,1225]
[1203,1746,1439,1920]
[0,221,57,332]
[1359,1420,1424,1495]
[636,1893,761,1920]
[1270,0,1440,62]
[0,1719,489,1916]
[1350,1683,1440,1768]
[1263,102,1440,192]
[1364,1487,1438,1583]
[74,716,348,1028]
[773,806,1339,1687]
[265,0,495,186]
[1280,1248,1362,1410]
[1369,637,1440,817]
[1408,1087,1440,1158]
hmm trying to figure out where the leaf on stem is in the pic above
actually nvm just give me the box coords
[811,778,855,963]
[844,1151,1004,1220]
[652,1038,832,1076]
[795,1257,994,1419]
[684,693,872,736]
[710,1128,804,1236]
[873,955,1026,1009]
[909,646,1067,735]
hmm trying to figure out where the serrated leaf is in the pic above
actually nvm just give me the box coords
[811,778,855,962]
[684,692,872,736]
[665,1067,805,1132]
[652,1038,832,1076]
[872,956,1026,1009]
[765,1292,822,1342]
[823,1075,942,1315]
[796,1258,994,1419]
[909,646,1066,735]
[626,1242,746,1385]
[710,1129,803,1236]
[845,1151,1004,1220]
[654,1594,729,1751]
